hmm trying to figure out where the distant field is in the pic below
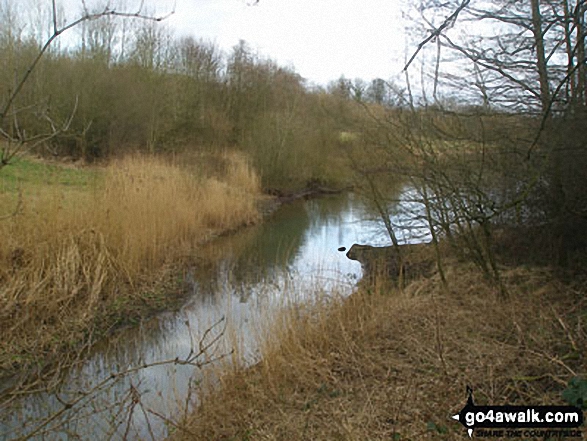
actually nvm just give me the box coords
[0,156,100,191]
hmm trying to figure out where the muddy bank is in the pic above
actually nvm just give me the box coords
[260,185,352,216]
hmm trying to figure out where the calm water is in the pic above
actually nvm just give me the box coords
[0,190,430,440]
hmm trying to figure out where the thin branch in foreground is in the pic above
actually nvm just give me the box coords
[8,316,229,440]
[403,0,471,72]
[0,1,174,169]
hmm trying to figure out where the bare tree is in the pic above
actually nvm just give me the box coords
[346,0,587,296]
[0,0,174,171]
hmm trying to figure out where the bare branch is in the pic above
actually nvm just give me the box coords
[403,0,471,72]
[52,0,58,35]
[0,1,173,169]
[441,33,542,101]
[9,316,229,440]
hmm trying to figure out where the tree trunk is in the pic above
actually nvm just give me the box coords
[563,0,577,108]
[531,0,550,112]
[575,1,586,106]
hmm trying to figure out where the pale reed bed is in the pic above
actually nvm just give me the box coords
[0,153,261,377]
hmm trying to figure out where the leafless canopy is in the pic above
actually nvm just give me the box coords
[0,0,174,169]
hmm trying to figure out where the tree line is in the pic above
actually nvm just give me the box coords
[0,2,378,189]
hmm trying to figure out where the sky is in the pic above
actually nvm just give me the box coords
[162,0,407,85]
[169,0,407,85]
[70,0,409,86]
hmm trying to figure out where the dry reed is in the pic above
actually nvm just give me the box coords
[0,153,260,378]
[177,261,586,440]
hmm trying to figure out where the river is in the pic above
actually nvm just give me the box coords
[0,190,430,440]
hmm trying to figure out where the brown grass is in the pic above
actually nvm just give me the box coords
[0,153,260,379]
[176,261,586,440]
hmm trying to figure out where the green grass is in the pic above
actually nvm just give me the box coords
[0,156,101,191]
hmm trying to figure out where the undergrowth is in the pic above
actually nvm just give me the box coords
[176,260,586,440]
[0,153,261,381]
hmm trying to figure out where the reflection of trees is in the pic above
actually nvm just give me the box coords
[191,193,419,301]
[304,194,357,229]
[193,199,312,291]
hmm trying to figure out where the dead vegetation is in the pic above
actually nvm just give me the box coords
[0,153,261,382]
[175,255,586,440]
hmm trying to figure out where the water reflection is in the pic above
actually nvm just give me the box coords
[1,190,426,440]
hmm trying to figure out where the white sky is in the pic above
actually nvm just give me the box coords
[165,0,407,85]
[66,0,409,85]
[172,0,406,85]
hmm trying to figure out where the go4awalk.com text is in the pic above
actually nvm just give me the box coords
[452,387,584,438]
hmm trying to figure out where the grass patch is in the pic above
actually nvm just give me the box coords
[0,152,261,381]
[0,156,100,190]
[176,259,586,440]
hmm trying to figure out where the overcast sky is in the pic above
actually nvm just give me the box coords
[75,0,409,85]
[177,0,406,85]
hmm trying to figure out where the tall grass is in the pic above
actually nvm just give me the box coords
[177,262,586,440]
[0,153,260,376]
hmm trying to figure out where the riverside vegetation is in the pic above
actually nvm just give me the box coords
[175,258,586,440]
[2,1,587,439]
[0,3,355,384]
[0,152,261,381]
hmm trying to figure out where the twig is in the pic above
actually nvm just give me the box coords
[403,0,471,72]
[0,1,173,168]
[14,317,229,440]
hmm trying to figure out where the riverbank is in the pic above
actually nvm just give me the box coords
[0,153,261,384]
[175,252,586,440]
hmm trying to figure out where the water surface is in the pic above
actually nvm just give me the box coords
[1,190,429,440]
